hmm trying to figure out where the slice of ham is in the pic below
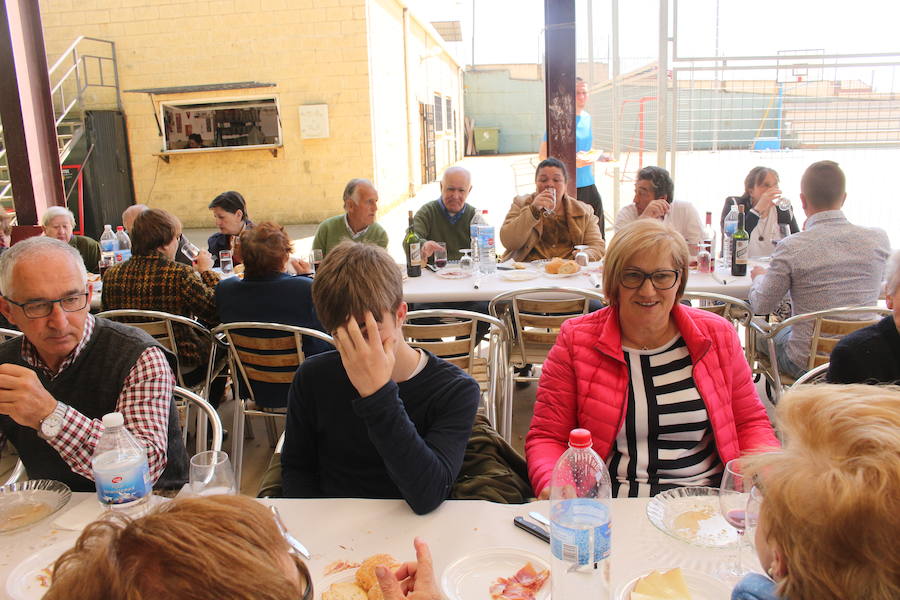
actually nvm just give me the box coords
[490,562,550,600]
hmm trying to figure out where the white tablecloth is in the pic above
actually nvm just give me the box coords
[403,266,753,304]
[1,494,759,599]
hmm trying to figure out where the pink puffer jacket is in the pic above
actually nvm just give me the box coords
[526,304,779,496]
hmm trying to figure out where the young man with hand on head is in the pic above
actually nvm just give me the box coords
[280,242,480,515]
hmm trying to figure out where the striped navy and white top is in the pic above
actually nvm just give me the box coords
[607,335,723,498]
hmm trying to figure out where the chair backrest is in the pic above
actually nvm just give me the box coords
[173,385,223,453]
[682,292,752,328]
[2,459,26,486]
[489,287,606,366]
[791,362,830,386]
[0,327,22,343]
[96,309,220,394]
[211,322,334,406]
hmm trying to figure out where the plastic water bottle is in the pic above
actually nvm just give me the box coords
[722,201,738,268]
[99,224,118,264]
[550,428,612,600]
[470,217,481,269]
[113,226,132,263]
[477,216,496,274]
[91,412,151,515]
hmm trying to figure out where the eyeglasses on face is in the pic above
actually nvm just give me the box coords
[620,268,680,290]
[3,292,89,319]
[289,552,314,600]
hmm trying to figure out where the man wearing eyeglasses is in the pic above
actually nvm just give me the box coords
[0,237,188,491]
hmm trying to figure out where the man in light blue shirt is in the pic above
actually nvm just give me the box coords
[749,160,890,377]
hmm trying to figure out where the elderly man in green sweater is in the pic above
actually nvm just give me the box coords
[312,178,389,256]
[403,166,482,262]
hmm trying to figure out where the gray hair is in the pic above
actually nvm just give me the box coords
[886,249,900,298]
[0,237,87,298]
[41,206,76,228]
[342,178,374,206]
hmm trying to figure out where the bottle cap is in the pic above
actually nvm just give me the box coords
[569,428,592,448]
[102,412,125,428]
[116,226,124,231]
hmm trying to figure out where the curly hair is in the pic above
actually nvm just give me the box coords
[240,222,292,278]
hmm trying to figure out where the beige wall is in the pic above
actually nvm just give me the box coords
[40,0,379,227]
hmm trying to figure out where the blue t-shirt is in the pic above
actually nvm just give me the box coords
[542,111,594,188]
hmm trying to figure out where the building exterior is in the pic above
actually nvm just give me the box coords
[37,0,464,226]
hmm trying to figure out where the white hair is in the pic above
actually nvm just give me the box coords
[0,237,87,298]
[41,206,76,228]
[886,249,900,297]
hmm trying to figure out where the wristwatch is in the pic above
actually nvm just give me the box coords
[38,401,68,440]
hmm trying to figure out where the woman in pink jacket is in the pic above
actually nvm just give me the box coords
[526,220,778,498]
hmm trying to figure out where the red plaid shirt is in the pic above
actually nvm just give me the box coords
[1,314,174,483]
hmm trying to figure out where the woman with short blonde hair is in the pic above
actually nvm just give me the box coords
[736,384,900,600]
[527,219,777,498]
[44,495,310,600]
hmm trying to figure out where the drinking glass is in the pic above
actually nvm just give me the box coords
[573,245,590,267]
[459,249,473,274]
[190,450,237,496]
[309,249,323,274]
[434,242,448,269]
[776,196,792,211]
[718,458,752,583]
[219,250,234,274]
[543,187,557,216]
[181,240,201,262]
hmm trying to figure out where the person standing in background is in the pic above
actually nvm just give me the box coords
[539,77,606,238]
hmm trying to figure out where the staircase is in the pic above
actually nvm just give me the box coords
[0,36,121,215]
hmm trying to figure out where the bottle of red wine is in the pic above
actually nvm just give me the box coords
[404,210,422,277]
[731,204,749,276]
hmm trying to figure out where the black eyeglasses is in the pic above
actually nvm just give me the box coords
[620,269,680,290]
[3,292,89,319]
[290,553,314,600]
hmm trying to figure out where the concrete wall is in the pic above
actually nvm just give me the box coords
[464,69,544,154]
[38,0,460,227]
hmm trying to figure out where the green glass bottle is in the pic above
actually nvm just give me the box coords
[731,204,749,276]
[404,210,422,277]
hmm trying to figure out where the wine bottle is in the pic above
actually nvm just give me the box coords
[404,210,422,277]
[731,204,749,276]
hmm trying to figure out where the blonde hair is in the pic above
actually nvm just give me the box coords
[743,384,900,600]
[603,220,689,305]
[312,241,403,332]
[44,495,305,600]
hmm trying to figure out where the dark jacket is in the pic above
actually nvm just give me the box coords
[827,316,900,384]
[208,220,253,268]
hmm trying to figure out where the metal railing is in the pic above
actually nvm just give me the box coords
[0,36,121,212]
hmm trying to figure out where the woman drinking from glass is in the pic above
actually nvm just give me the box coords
[208,190,253,268]
[499,157,604,262]
[721,167,799,257]
[526,219,777,498]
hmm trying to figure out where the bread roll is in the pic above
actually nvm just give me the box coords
[545,257,564,274]
[355,555,400,592]
[558,260,579,274]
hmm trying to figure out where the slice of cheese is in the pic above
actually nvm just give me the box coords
[631,568,691,600]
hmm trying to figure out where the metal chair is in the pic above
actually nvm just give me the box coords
[750,306,889,404]
[403,309,513,441]
[0,328,22,342]
[2,459,25,486]
[488,287,607,384]
[211,322,334,491]
[682,291,753,363]
[791,363,831,386]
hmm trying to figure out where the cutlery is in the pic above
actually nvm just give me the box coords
[270,505,311,559]
[473,278,482,289]
[528,511,551,527]
[513,516,549,543]
[711,272,728,285]
[588,273,601,288]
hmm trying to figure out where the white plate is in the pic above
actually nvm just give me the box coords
[617,568,732,600]
[441,546,550,600]
[6,538,76,600]
[500,270,540,281]
[646,487,738,548]
[317,569,359,599]
[542,270,582,279]
[436,269,472,279]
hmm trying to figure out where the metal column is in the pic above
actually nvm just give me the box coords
[0,0,64,236]
[656,0,669,168]
[544,0,577,198]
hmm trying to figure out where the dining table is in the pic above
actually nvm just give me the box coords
[1,493,760,599]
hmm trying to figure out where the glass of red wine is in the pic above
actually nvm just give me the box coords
[717,458,752,583]
[434,242,448,269]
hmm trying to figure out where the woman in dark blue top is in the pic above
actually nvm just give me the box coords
[208,190,253,268]
[216,222,330,408]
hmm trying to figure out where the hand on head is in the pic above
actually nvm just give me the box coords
[641,199,670,220]
[333,311,396,398]
[376,538,440,600]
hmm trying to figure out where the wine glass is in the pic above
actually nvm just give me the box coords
[745,485,763,557]
[190,450,237,496]
[573,245,590,267]
[309,249,323,275]
[717,458,752,583]
[434,242,448,269]
[459,249,473,274]
[181,240,201,262]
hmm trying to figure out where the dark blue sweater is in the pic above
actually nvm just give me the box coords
[827,316,900,385]
[281,350,480,514]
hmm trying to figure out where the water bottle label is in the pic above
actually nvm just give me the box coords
[734,240,748,265]
[100,239,118,252]
[550,499,611,565]
[95,462,151,505]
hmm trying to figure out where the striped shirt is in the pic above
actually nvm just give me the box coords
[608,335,723,497]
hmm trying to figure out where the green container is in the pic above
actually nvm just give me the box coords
[474,127,500,154]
